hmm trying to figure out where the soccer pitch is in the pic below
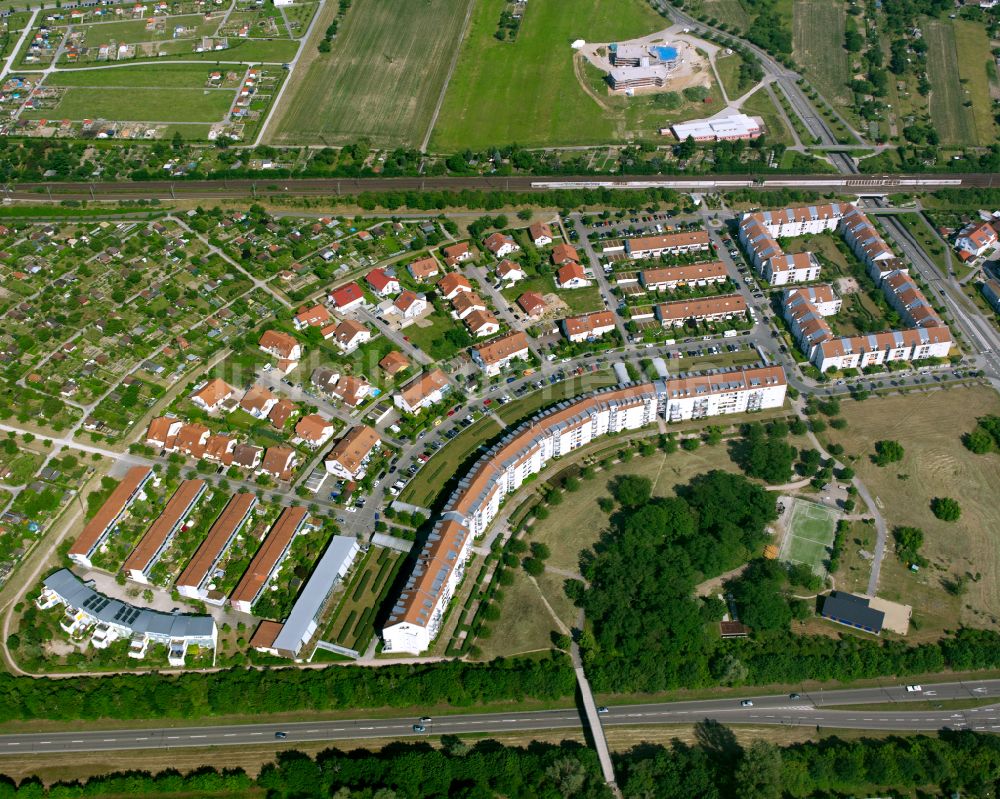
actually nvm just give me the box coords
[782,498,838,575]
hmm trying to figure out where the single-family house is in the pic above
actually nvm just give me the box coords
[293,414,335,448]
[556,262,591,289]
[333,320,370,353]
[395,369,450,413]
[408,256,440,281]
[259,330,301,362]
[329,282,365,312]
[496,260,525,285]
[366,267,400,297]
[325,425,382,480]
[528,222,553,247]
[240,384,279,419]
[483,232,520,259]
[438,272,473,300]
[190,378,237,413]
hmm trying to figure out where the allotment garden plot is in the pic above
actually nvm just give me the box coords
[781,498,838,575]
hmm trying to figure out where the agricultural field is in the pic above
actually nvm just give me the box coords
[271,0,474,147]
[925,20,978,146]
[819,386,1000,638]
[430,0,673,150]
[792,0,850,111]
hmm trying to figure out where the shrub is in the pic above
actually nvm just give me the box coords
[931,497,961,522]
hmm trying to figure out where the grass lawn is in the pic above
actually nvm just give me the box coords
[46,64,217,87]
[951,19,997,147]
[740,86,794,146]
[402,308,465,359]
[792,0,849,110]
[496,371,618,424]
[24,87,232,122]
[430,0,667,150]
[820,386,1000,638]
[715,51,747,99]
[925,20,978,146]
[399,417,502,508]
[835,519,878,595]
[272,0,473,146]
[476,570,559,659]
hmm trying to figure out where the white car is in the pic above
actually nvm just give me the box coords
[740,700,753,707]
[906,685,922,693]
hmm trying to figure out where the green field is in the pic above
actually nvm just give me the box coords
[782,498,838,575]
[46,64,217,87]
[430,0,669,150]
[23,87,232,123]
[952,19,997,146]
[741,86,793,146]
[925,20,978,146]
[793,0,850,110]
[271,0,473,146]
[694,0,750,29]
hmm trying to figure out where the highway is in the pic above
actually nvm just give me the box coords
[1,680,998,754]
[2,173,996,202]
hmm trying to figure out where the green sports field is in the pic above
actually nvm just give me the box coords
[429,0,668,150]
[782,498,838,575]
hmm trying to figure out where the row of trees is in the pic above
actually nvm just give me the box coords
[6,730,1000,798]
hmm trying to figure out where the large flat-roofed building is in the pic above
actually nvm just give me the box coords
[382,520,472,654]
[175,493,257,603]
[669,113,762,142]
[654,294,748,327]
[38,569,216,666]
[640,260,727,291]
[382,366,787,653]
[625,231,710,259]
[123,479,207,584]
[820,591,884,635]
[69,466,154,568]
[607,43,679,91]
[266,535,360,658]
[230,506,311,614]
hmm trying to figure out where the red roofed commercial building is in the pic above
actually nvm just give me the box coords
[366,267,400,297]
[176,493,257,603]
[640,261,728,291]
[556,262,591,289]
[69,466,154,568]
[329,282,365,312]
[654,294,748,327]
[472,331,530,376]
[562,311,617,342]
[230,506,311,613]
[625,231,710,259]
[293,304,331,330]
[408,256,440,281]
[395,369,451,414]
[123,479,207,584]
[325,425,382,480]
[258,330,301,362]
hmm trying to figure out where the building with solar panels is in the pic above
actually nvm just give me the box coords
[37,569,217,666]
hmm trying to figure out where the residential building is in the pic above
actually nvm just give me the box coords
[123,479,207,584]
[956,220,998,258]
[331,375,374,407]
[639,261,727,291]
[230,506,311,613]
[669,113,762,142]
[437,272,473,300]
[366,267,400,297]
[294,414,335,448]
[784,284,841,318]
[39,569,216,665]
[268,398,297,430]
[981,277,1000,312]
[882,270,944,329]
[68,466,153,568]
[265,536,361,658]
[556,262,591,289]
[451,291,487,320]
[240,384,278,419]
[391,290,428,320]
[550,243,579,265]
[517,292,548,318]
[738,216,782,271]
[496,260,525,285]
[763,252,821,285]
[624,231,710,259]
[813,327,953,372]
[293,304,331,330]
[379,350,410,376]
[562,311,617,343]
[329,282,365,312]
[654,294,748,327]
[464,309,500,338]
[408,256,440,281]
[232,444,263,470]
[332,319,370,353]
[190,378,237,413]
[259,447,297,481]
[395,369,450,413]
[176,493,257,603]
[528,222,553,246]
[747,203,850,238]
[325,425,382,480]
[442,242,472,266]
[258,330,301,362]
[483,232,519,258]
[839,207,895,266]
[472,331,530,376]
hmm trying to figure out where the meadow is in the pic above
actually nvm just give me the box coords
[271,0,473,146]
[925,20,978,146]
[21,87,233,123]
[792,0,850,110]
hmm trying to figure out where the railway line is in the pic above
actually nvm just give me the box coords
[0,173,993,203]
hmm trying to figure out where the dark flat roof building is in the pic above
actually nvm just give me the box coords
[820,591,884,635]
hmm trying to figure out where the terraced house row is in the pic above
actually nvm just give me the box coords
[381,366,787,654]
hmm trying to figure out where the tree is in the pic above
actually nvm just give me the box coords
[893,526,925,564]
[735,741,782,799]
[873,439,904,466]
[931,497,961,522]
[611,475,652,508]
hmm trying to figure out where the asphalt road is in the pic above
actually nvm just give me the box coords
[2,680,998,755]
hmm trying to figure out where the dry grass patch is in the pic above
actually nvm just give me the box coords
[476,569,560,659]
